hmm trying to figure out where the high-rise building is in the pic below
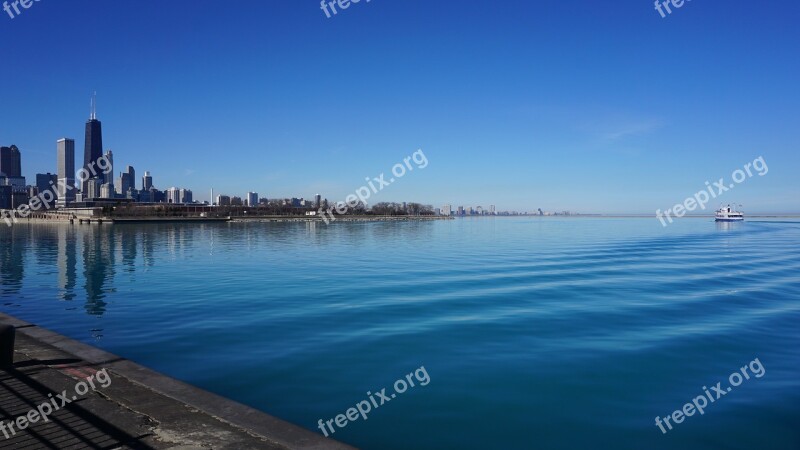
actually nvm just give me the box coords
[85,178,102,200]
[57,138,76,208]
[315,194,321,208]
[125,166,136,190]
[0,186,11,209]
[166,187,180,204]
[142,171,153,190]
[217,195,231,206]
[180,189,192,204]
[442,204,452,216]
[247,192,259,207]
[116,171,132,195]
[166,187,192,204]
[100,183,114,199]
[103,150,114,186]
[36,173,58,200]
[0,145,22,177]
[82,94,104,195]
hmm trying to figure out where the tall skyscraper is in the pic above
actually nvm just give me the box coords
[57,138,75,208]
[82,93,104,195]
[142,171,153,190]
[0,145,21,177]
[103,150,114,186]
[315,194,322,208]
[125,166,136,190]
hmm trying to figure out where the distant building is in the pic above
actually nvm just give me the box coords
[142,171,153,191]
[247,192,259,207]
[151,188,165,203]
[180,189,192,204]
[490,205,496,215]
[0,185,11,209]
[100,183,114,199]
[217,195,231,206]
[166,187,180,204]
[56,138,76,208]
[36,173,58,197]
[0,145,22,178]
[103,150,114,187]
[85,178,102,200]
[138,189,153,203]
[442,204,452,216]
[116,171,132,195]
[231,196,243,206]
[125,166,136,191]
[315,194,321,208]
[457,206,464,216]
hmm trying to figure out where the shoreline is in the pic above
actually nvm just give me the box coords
[3,214,799,227]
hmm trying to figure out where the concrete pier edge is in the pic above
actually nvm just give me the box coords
[0,312,355,450]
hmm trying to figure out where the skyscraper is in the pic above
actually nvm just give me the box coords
[0,145,21,177]
[103,150,114,186]
[57,138,75,208]
[247,192,259,207]
[116,171,132,195]
[142,171,153,190]
[82,93,103,195]
[125,166,136,190]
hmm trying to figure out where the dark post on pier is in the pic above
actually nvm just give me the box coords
[0,324,14,368]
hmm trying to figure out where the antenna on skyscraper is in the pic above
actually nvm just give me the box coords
[91,91,97,120]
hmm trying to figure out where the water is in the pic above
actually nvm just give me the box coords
[1,218,799,449]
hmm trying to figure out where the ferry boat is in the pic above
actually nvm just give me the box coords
[715,204,744,222]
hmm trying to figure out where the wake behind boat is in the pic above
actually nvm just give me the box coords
[715,204,744,222]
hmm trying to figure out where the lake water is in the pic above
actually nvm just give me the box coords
[1,218,799,449]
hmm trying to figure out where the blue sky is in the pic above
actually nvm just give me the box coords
[1,0,798,213]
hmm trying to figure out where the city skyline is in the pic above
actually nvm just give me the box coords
[1,1,798,213]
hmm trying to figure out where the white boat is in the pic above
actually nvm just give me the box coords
[715,204,744,222]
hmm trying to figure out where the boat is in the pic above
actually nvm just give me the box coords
[715,204,744,222]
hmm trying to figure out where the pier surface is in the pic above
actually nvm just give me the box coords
[0,313,355,450]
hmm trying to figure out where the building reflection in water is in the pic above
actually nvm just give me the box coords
[0,226,25,299]
[81,225,116,316]
[58,225,78,302]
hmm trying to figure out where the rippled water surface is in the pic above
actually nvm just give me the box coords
[1,218,799,449]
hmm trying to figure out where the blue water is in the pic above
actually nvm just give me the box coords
[1,218,799,449]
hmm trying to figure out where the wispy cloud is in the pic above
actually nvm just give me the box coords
[601,119,664,141]
[577,115,665,143]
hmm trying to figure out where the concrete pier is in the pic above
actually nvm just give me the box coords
[0,313,355,450]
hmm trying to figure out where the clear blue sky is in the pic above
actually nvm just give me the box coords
[1,0,798,213]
